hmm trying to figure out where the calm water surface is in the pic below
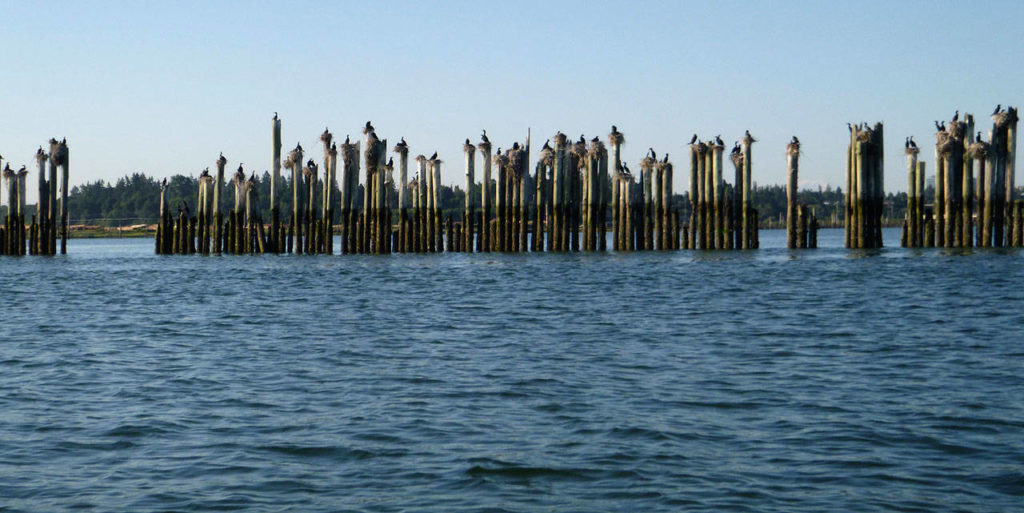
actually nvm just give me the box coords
[1,229,1023,512]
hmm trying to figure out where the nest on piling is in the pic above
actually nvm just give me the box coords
[507,147,525,177]
[329,142,338,157]
[364,139,381,168]
[492,150,509,170]
[476,139,492,153]
[608,129,625,146]
[539,144,554,166]
[217,153,228,168]
[571,138,587,160]
[786,141,800,156]
[741,131,756,145]
[993,107,1018,129]
[394,139,410,155]
[695,141,709,156]
[341,142,359,167]
[320,128,333,147]
[936,132,957,156]
[36,147,47,162]
[2,164,12,181]
[640,156,656,170]
[904,146,920,157]
[730,151,744,169]
[966,140,990,160]
[463,140,475,155]
[553,132,568,148]
[288,144,304,165]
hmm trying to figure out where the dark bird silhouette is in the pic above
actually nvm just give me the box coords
[611,125,618,133]
[935,121,942,131]
[977,131,983,141]
[465,138,471,145]
[590,136,599,144]
[623,163,631,174]
[344,135,350,144]
[481,130,489,143]
[429,151,438,160]
[745,129,752,139]
[847,123,852,132]
[364,121,374,133]
[689,134,698,144]
[401,136,406,145]
[662,153,669,163]
[512,142,520,150]
[909,136,917,149]
[952,110,959,122]
[939,121,946,131]
[273,111,278,120]
[237,163,244,173]
[905,137,910,149]
[542,140,551,151]
[993,104,1001,115]
[162,178,167,187]
[715,135,724,146]
[791,136,800,145]
[578,135,586,144]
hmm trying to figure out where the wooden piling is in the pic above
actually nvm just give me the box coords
[786,138,800,249]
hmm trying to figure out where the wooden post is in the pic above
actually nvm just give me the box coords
[478,136,492,252]
[934,131,947,247]
[271,114,282,252]
[741,131,754,249]
[431,156,442,253]
[786,138,800,249]
[905,143,919,247]
[641,154,655,250]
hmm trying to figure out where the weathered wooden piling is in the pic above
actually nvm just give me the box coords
[741,131,754,249]
[846,123,884,249]
[786,138,800,249]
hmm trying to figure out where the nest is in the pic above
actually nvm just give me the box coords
[341,142,359,166]
[1,164,11,180]
[232,170,246,185]
[786,142,800,156]
[966,141,990,159]
[571,140,587,159]
[463,142,475,154]
[394,140,409,154]
[552,132,568,147]
[476,140,492,153]
[741,131,756,145]
[640,156,656,170]
[608,131,625,146]
[364,141,381,167]
[320,129,333,146]
[658,161,672,174]
[935,131,954,155]
[695,142,708,156]
[493,152,509,169]
[904,146,920,156]
[730,152,744,169]
[287,147,303,165]
[993,109,1017,129]
[947,120,965,140]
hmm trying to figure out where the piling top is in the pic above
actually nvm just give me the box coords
[395,137,410,155]
[966,140,990,159]
[217,153,228,168]
[608,126,625,146]
[320,128,333,147]
[741,130,756,146]
[786,138,801,156]
[552,132,568,148]
[993,106,1018,128]
[462,138,475,155]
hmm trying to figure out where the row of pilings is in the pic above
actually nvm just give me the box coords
[902,107,1020,248]
[156,119,768,255]
[845,122,886,249]
[0,138,70,256]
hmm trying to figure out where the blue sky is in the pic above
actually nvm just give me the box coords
[0,0,1020,200]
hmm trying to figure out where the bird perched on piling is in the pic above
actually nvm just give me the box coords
[909,136,917,149]
[993,104,1001,115]
[715,135,724,146]
[689,134,698,144]
[429,151,437,160]
[481,130,489,144]
[662,153,669,163]
[541,140,551,151]
[905,137,910,149]
[363,121,374,134]
[648,147,656,159]
[791,136,800,145]
[952,110,959,122]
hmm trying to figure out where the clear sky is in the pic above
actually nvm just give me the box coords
[1,0,1021,201]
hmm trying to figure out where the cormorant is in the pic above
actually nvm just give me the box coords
[364,121,374,133]
[465,138,471,145]
[481,130,489,143]
[162,178,167,187]
[611,125,618,133]
[542,140,551,151]
[909,136,917,149]
[977,131,983,141]
[993,104,1001,115]
[344,135,350,145]
[273,112,278,120]
[662,153,669,163]
[905,137,910,149]
[952,110,959,122]
[689,134,698,144]
[429,151,438,160]
[512,142,520,150]
[935,121,942,131]
[387,157,393,167]
[591,136,599,143]
[715,135,723,146]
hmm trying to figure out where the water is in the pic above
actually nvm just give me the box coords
[2,229,1023,512]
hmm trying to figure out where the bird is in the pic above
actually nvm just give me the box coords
[993,104,1001,115]
[578,135,586,144]
[591,136,599,143]
[364,120,374,133]
[542,140,551,151]
[791,136,800,145]
[400,136,406,145]
[935,121,942,131]
[715,135,724,146]
[905,137,910,149]
[952,110,959,122]
[745,129,752,140]
[611,125,618,133]
[481,130,489,143]
[512,142,520,150]
[939,121,946,131]
[344,135,350,145]
[662,153,669,163]
[465,138,471,145]
[237,163,244,173]
[162,178,167,187]
[689,134,698,144]
[909,136,917,149]
[977,131,983,141]
[273,111,278,120]
[429,151,437,160]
